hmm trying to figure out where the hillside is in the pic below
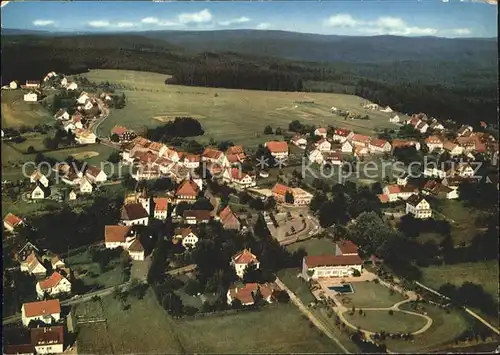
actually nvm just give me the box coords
[139,30,498,66]
[1,32,497,126]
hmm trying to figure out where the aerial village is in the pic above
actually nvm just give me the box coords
[2,71,499,354]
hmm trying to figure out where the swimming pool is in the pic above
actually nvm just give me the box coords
[328,283,354,294]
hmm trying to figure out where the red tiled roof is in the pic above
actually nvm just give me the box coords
[153,198,169,211]
[226,145,245,155]
[105,225,132,243]
[265,141,288,153]
[219,206,234,221]
[425,136,443,144]
[385,184,401,194]
[4,344,35,355]
[334,128,351,137]
[85,165,103,178]
[232,249,258,264]
[121,204,149,221]
[350,134,371,144]
[370,138,389,148]
[111,126,128,135]
[31,326,64,346]
[38,272,64,290]
[391,139,417,149]
[174,227,195,238]
[316,127,327,134]
[304,254,362,268]
[378,194,389,203]
[271,183,290,196]
[229,282,277,305]
[337,240,358,255]
[23,299,61,318]
[443,141,458,151]
[202,148,223,160]
[4,213,23,228]
[176,179,200,197]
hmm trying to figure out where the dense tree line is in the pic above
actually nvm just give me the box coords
[2,34,496,126]
[146,117,204,142]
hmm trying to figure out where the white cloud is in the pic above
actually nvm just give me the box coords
[88,21,111,28]
[324,14,438,36]
[177,9,212,24]
[324,14,359,27]
[452,28,472,36]
[256,23,272,30]
[116,22,135,28]
[33,20,55,27]
[141,17,160,24]
[219,17,250,26]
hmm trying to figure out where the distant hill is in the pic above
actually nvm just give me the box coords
[137,30,497,66]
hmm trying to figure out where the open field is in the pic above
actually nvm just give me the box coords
[343,310,428,333]
[286,237,337,255]
[2,138,117,180]
[386,302,472,352]
[1,90,53,128]
[80,69,400,147]
[338,281,407,309]
[76,289,341,353]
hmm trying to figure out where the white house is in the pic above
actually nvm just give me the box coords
[104,225,145,260]
[332,128,353,143]
[222,168,256,189]
[152,197,169,220]
[231,249,260,278]
[54,109,70,121]
[3,213,24,232]
[457,125,473,137]
[21,299,61,327]
[226,283,277,306]
[60,77,68,87]
[264,141,289,160]
[120,203,149,226]
[405,195,432,219]
[79,176,94,194]
[446,163,476,178]
[443,142,464,156]
[9,80,18,89]
[307,147,324,164]
[290,135,307,149]
[67,82,78,91]
[302,254,363,281]
[425,136,444,152]
[62,120,83,133]
[31,185,48,200]
[368,139,391,153]
[423,180,459,200]
[36,272,72,299]
[201,148,229,167]
[30,171,49,187]
[85,165,107,183]
[424,166,447,179]
[174,227,199,249]
[24,93,38,102]
[77,91,90,105]
[389,115,401,123]
[381,106,393,113]
[68,190,78,201]
[31,326,64,355]
[415,121,429,134]
[20,252,47,277]
[315,138,332,152]
[340,140,353,153]
[314,127,327,138]
[74,129,97,144]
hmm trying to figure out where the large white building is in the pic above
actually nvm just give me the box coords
[231,249,260,278]
[36,272,72,299]
[104,225,145,261]
[405,195,432,219]
[21,299,61,327]
[302,254,363,280]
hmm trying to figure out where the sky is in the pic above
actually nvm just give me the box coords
[1,0,497,38]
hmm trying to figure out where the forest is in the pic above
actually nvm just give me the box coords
[1,33,497,126]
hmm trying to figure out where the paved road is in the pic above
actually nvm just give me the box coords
[89,98,110,138]
[275,277,350,354]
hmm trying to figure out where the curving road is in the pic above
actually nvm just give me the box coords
[89,98,110,139]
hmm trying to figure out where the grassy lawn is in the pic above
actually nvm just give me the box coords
[286,237,338,256]
[80,69,399,148]
[431,199,490,246]
[77,289,340,353]
[385,302,472,352]
[419,260,499,327]
[1,90,53,128]
[277,268,316,305]
[343,309,428,333]
[175,304,339,353]
[338,281,407,309]
[68,249,124,289]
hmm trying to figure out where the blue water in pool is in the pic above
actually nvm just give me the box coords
[328,283,353,293]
